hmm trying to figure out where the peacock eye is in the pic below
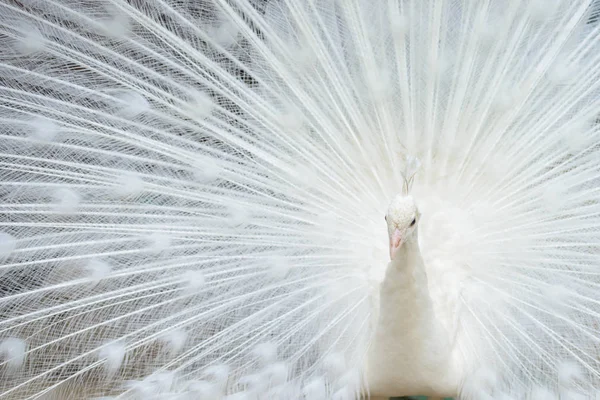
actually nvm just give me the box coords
[410,218,416,226]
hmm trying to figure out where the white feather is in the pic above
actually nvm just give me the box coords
[85,258,112,282]
[52,187,81,214]
[0,338,27,371]
[28,117,59,142]
[98,342,127,376]
[1,0,600,399]
[0,232,17,261]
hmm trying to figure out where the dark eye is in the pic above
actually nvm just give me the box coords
[410,218,416,226]
[384,216,387,222]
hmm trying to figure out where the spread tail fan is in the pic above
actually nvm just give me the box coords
[1,0,600,399]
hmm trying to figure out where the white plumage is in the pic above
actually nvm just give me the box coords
[1,0,600,399]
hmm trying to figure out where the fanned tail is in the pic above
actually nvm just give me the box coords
[1,1,600,399]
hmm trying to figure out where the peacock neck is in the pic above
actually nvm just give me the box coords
[375,229,437,357]
[366,228,460,398]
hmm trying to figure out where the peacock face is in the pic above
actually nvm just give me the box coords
[385,195,419,259]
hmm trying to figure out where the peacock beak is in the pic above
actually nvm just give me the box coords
[389,228,403,259]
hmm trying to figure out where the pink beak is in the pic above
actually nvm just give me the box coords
[389,228,403,260]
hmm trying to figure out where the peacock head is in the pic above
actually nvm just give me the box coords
[385,194,419,260]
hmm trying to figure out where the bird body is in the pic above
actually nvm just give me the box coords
[1,0,600,399]
[367,196,461,398]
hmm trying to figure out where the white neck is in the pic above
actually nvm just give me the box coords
[366,228,460,398]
